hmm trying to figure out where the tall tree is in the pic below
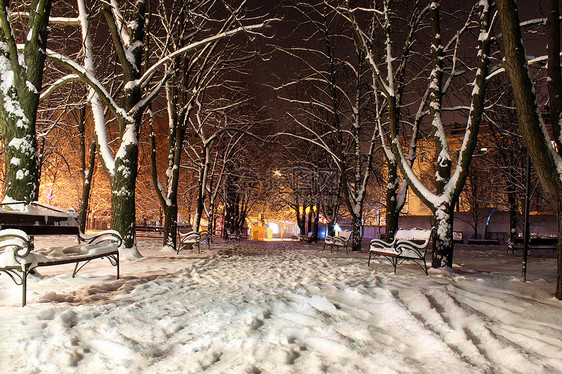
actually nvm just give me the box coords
[150,0,254,249]
[0,0,52,204]
[349,0,494,267]
[345,0,429,242]
[495,0,562,299]
[276,2,379,251]
[47,0,270,254]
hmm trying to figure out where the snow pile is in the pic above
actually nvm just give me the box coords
[0,239,561,373]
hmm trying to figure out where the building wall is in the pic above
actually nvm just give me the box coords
[361,211,557,243]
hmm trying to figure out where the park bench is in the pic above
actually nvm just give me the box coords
[368,228,433,275]
[225,229,246,243]
[178,230,210,253]
[135,225,164,238]
[324,230,352,253]
[298,231,314,243]
[467,238,500,245]
[0,202,122,306]
[509,236,558,255]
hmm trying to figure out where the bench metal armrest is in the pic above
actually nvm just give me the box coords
[0,229,32,262]
[395,241,426,258]
[79,230,123,247]
[332,236,348,246]
[198,230,209,241]
[369,238,397,251]
[179,231,200,243]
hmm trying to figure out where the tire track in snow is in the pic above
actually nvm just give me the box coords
[426,288,523,373]
[448,284,562,373]
[391,287,491,371]
[379,270,562,374]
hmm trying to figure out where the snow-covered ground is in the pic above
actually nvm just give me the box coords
[1,237,561,373]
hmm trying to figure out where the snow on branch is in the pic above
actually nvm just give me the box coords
[519,17,560,28]
[140,22,271,88]
[128,71,171,116]
[107,0,131,46]
[28,0,49,49]
[344,4,393,98]
[487,53,561,81]
[46,49,129,123]
[0,4,24,85]
[39,74,80,102]
[346,7,384,16]
[8,12,80,25]
[46,17,80,25]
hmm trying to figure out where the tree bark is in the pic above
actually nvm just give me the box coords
[351,213,362,251]
[507,176,518,243]
[432,202,455,268]
[111,140,139,248]
[163,203,178,248]
[0,0,52,204]
[547,0,561,148]
[79,141,96,232]
[312,208,319,242]
[496,0,562,299]
[385,160,400,242]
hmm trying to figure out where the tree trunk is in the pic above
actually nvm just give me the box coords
[507,177,518,243]
[547,0,561,148]
[323,201,338,237]
[1,115,40,203]
[312,206,319,242]
[78,141,96,232]
[193,147,210,232]
[208,199,216,242]
[296,203,306,235]
[385,161,400,241]
[111,141,139,249]
[432,202,455,268]
[496,0,562,299]
[0,0,52,204]
[307,205,313,234]
[163,203,178,249]
[351,214,362,252]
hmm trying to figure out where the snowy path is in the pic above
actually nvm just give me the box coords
[1,242,561,373]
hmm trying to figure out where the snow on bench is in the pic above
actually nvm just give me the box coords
[368,228,433,275]
[324,230,352,253]
[0,202,122,306]
[178,230,210,254]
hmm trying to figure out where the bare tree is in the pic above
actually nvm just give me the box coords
[275,2,379,251]
[348,0,494,267]
[495,0,562,299]
[45,0,271,254]
[149,0,260,249]
[344,0,430,242]
[0,0,52,204]
[222,156,268,237]
[273,164,321,237]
